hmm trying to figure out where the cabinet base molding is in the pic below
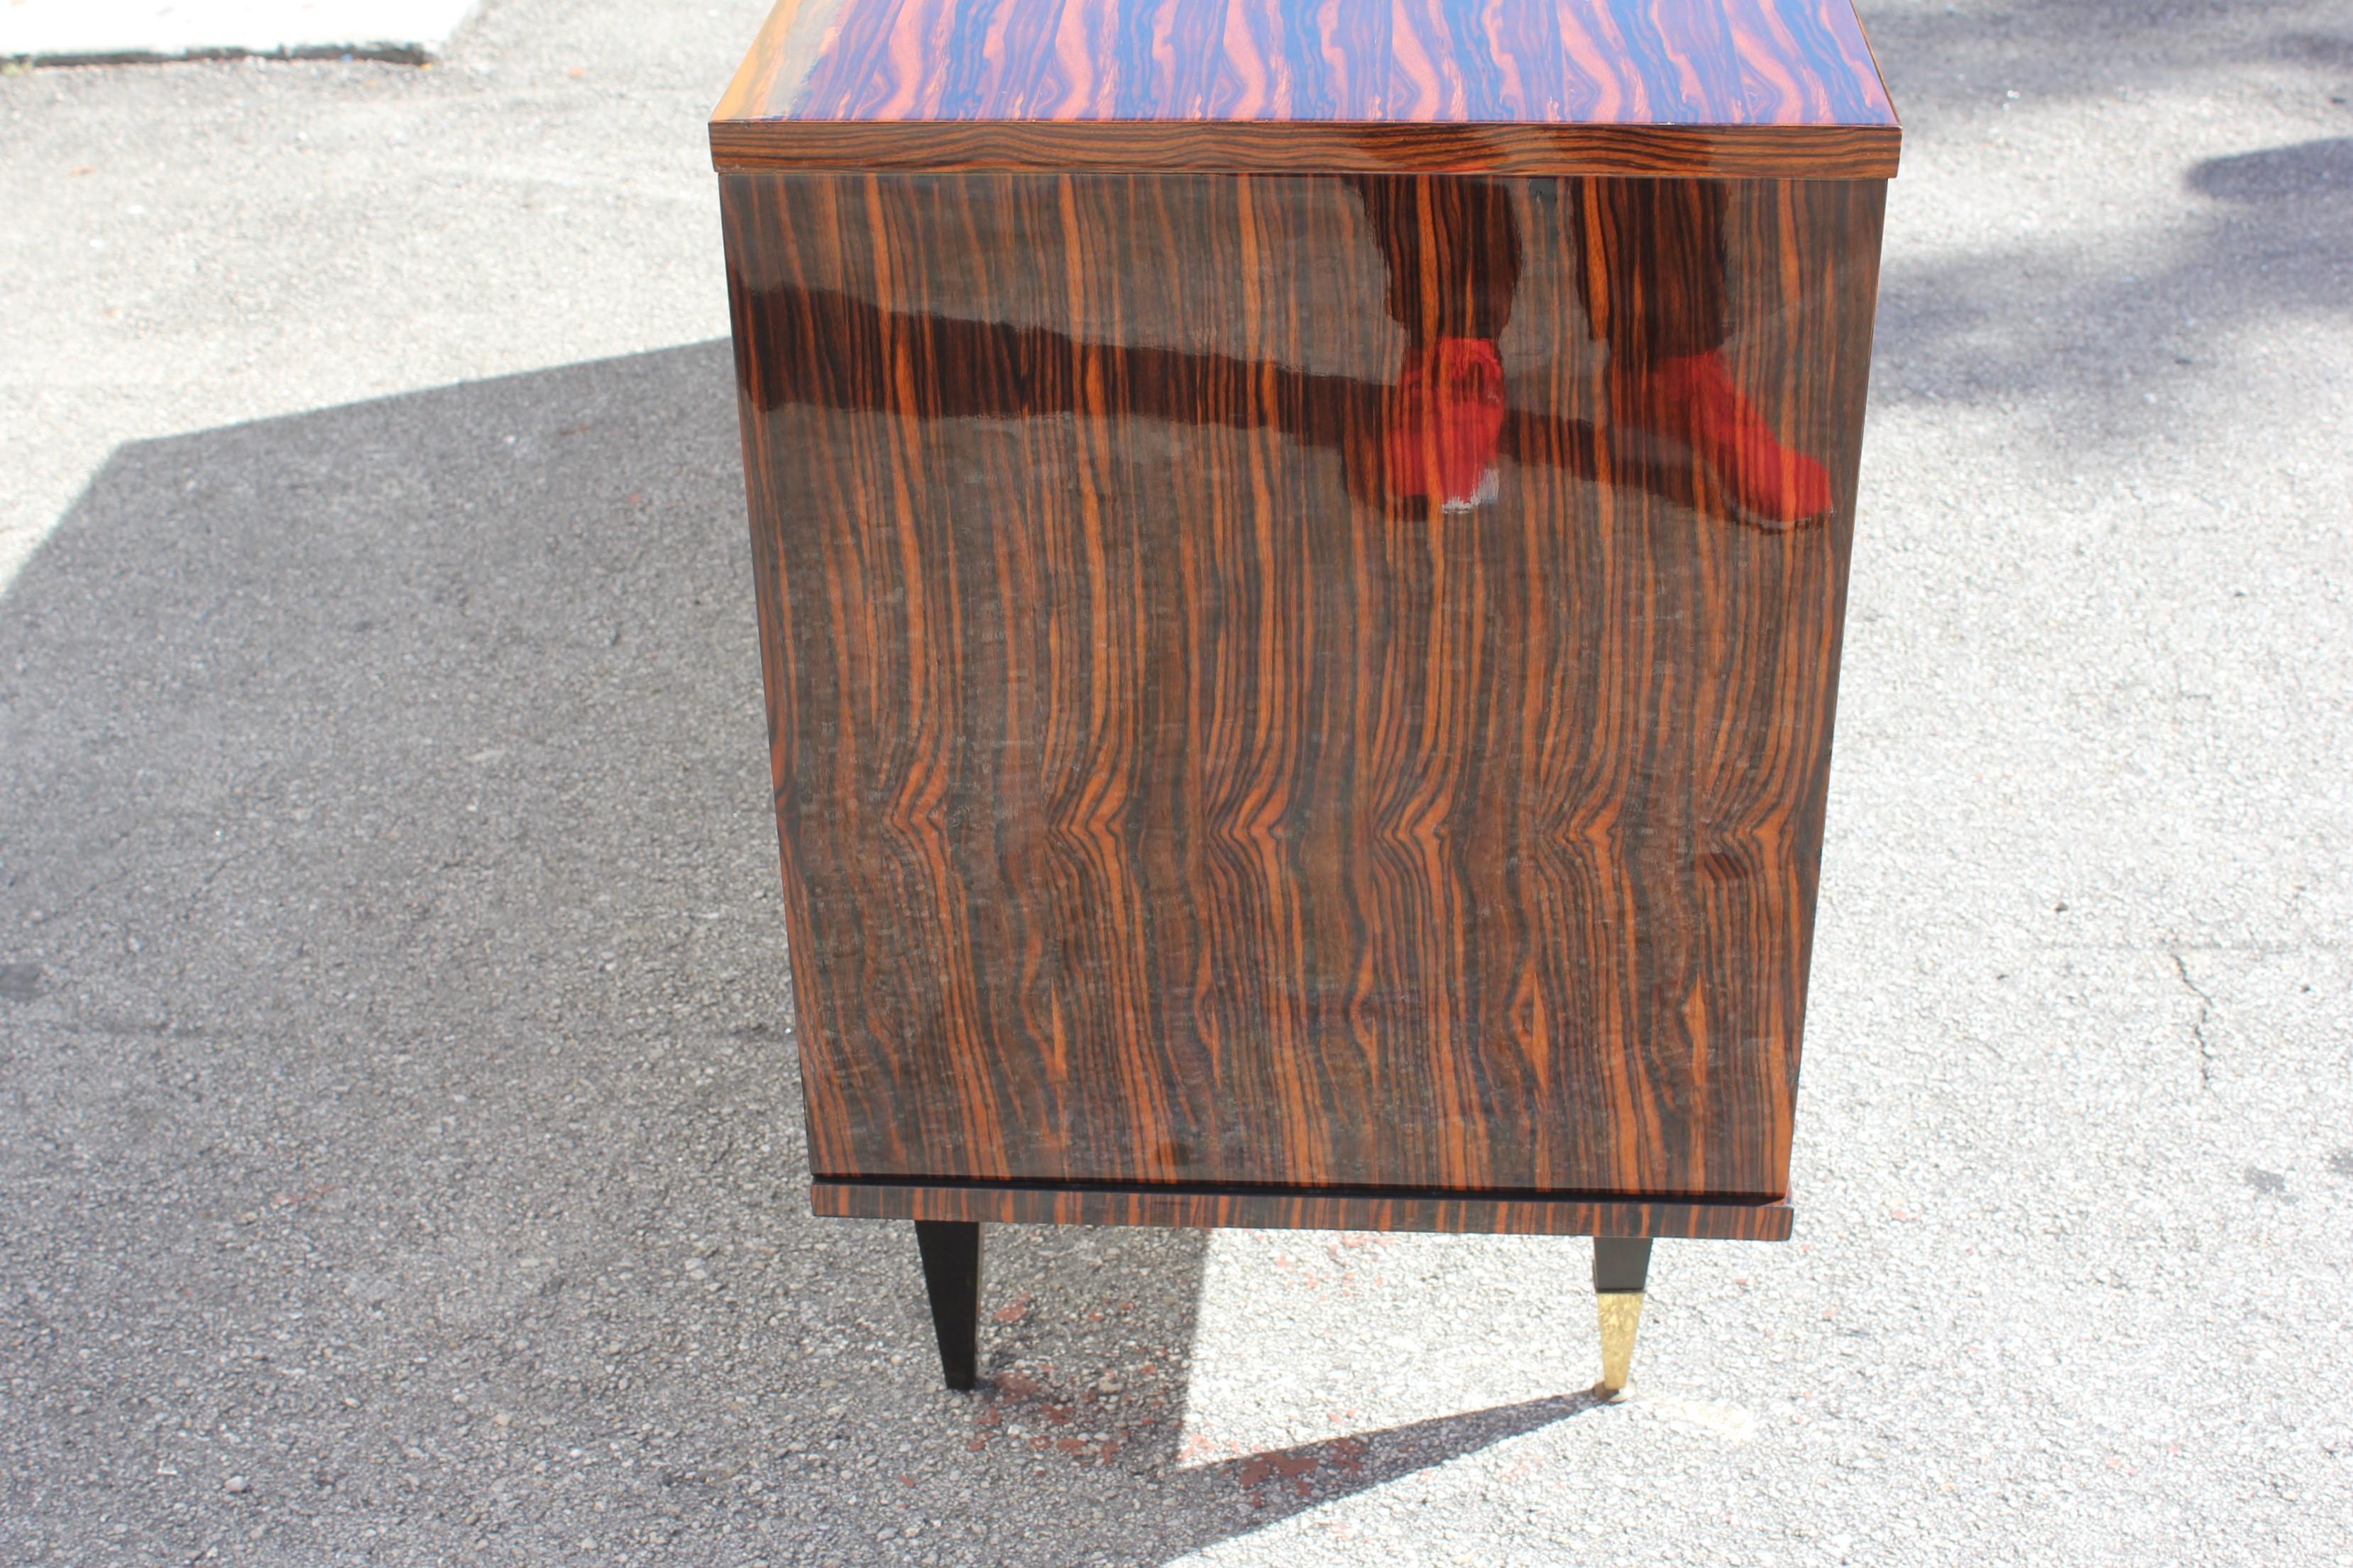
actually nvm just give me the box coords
[812,1179,1792,1241]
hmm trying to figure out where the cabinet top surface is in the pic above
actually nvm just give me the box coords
[711,0,1899,177]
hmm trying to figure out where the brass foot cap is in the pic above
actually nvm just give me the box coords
[1596,1288,1645,1396]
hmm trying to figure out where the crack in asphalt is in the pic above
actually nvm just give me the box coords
[2170,950,2217,1091]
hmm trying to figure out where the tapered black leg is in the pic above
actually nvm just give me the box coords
[1593,1237,1652,1294]
[1592,1237,1653,1396]
[914,1220,982,1391]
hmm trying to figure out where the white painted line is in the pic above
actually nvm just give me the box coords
[1,0,481,65]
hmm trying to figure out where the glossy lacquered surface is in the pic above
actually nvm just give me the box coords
[725,170,1886,1213]
[711,0,1900,178]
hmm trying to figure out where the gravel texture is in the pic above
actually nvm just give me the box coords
[3,3,2351,1564]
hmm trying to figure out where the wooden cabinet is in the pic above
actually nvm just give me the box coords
[713,0,1897,1393]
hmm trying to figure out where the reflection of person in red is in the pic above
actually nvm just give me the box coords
[1354,177,1832,526]
[1581,179,1833,525]
[1352,177,1518,513]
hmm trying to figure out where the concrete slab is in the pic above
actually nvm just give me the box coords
[1,0,479,65]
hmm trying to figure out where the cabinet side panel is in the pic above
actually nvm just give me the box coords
[722,170,1882,1199]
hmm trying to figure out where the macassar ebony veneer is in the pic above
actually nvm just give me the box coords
[714,0,1897,1396]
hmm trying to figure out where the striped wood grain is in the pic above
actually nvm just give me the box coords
[724,170,1885,1212]
[711,0,1900,180]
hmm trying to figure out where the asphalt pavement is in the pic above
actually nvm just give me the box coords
[2,2,2349,1564]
